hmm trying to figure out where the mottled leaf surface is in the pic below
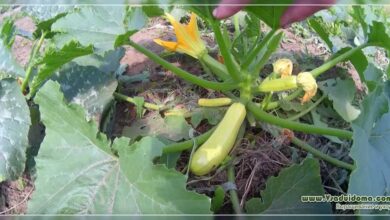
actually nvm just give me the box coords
[28,81,210,214]
[0,79,30,182]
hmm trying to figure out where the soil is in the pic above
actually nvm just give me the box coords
[0,174,34,215]
[0,8,375,215]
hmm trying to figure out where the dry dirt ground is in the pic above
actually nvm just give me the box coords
[0,9,367,214]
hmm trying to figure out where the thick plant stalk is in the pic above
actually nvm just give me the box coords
[21,32,46,94]
[127,41,238,91]
[247,102,353,139]
[211,20,241,82]
[311,44,369,77]
[227,165,242,214]
[163,128,216,154]
[291,136,354,171]
[242,29,278,70]
[201,54,230,81]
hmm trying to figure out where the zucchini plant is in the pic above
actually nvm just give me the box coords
[1,1,390,215]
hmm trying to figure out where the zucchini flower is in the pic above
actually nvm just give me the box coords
[273,58,293,78]
[154,13,207,59]
[297,72,318,104]
[257,71,318,104]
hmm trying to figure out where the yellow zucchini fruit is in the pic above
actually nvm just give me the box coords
[198,98,232,107]
[190,102,247,175]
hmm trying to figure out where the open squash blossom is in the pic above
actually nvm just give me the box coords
[297,72,318,104]
[154,13,207,59]
[273,58,293,78]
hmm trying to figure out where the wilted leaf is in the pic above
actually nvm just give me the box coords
[28,81,211,214]
[0,79,31,182]
[191,107,225,128]
[123,112,192,142]
[245,158,331,214]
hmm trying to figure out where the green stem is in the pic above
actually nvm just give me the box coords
[233,15,240,39]
[311,44,369,78]
[265,89,302,110]
[21,32,46,94]
[201,54,230,81]
[242,29,278,71]
[252,32,284,76]
[291,136,354,171]
[261,92,273,110]
[287,94,326,121]
[114,92,165,111]
[163,127,216,154]
[128,41,238,91]
[247,102,353,139]
[211,20,241,82]
[227,165,242,214]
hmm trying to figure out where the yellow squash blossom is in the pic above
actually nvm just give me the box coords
[154,13,207,59]
[297,72,318,104]
[273,58,293,78]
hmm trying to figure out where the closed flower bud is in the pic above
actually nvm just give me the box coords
[273,59,293,78]
[297,72,317,104]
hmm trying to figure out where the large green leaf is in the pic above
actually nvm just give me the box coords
[245,0,294,29]
[319,78,361,122]
[33,12,69,39]
[367,21,390,51]
[348,82,390,201]
[73,48,125,73]
[30,41,93,95]
[245,158,331,214]
[0,79,31,182]
[21,1,76,39]
[50,48,124,120]
[52,6,146,54]
[28,81,211,214]
[22,3,76,22]
[51,62,118,120]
